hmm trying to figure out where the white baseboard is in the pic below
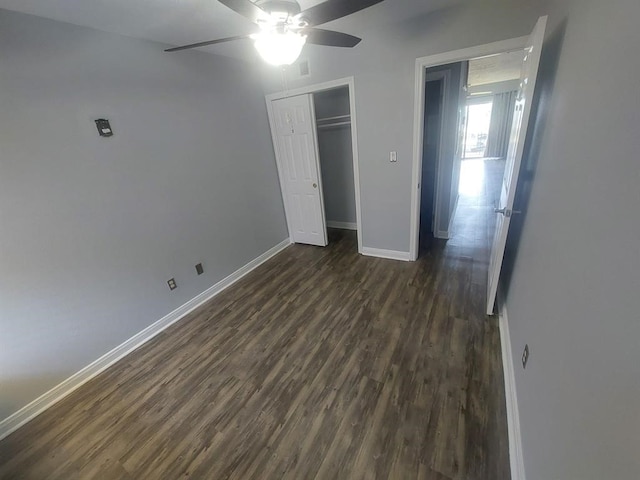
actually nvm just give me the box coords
[434,194,459,240]
[0,238,291,441]
[360,247,411,262]
[498,302,526,480]
[448,193,460,233]
[326,221,357,230]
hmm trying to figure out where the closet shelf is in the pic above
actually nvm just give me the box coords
[316,114,351,123]
[316,114,351,129]
[317,121,351,129]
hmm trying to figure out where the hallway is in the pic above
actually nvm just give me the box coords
[448,157,506,260]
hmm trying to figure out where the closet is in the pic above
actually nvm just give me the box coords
[312,87,357,235]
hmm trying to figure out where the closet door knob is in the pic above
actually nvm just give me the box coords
[312,183,317,188]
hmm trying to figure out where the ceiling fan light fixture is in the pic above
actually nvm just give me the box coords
[251,30,306,66]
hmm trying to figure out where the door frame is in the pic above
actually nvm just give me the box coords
[409,36,529,261]
[424,70,451,240]
[266,77,363,253]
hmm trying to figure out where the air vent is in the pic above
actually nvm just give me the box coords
[299,60,310,77]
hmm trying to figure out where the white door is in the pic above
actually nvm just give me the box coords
[486,16,547,314]
[272,94,327,246]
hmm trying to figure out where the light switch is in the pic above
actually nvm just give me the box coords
[390,151,397,163]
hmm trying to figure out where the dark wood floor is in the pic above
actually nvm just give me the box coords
[0,159,509,480]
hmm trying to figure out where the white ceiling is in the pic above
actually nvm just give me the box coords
[468,49,526,86]
[0,0,459,59]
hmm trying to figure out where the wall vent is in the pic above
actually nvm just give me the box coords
[299,60,310,77]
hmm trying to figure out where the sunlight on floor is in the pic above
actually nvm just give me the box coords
[459,159,486,197]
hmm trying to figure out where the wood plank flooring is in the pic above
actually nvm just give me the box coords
[0,159,509,479]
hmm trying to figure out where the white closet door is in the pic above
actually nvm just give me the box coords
[272,94,327,246]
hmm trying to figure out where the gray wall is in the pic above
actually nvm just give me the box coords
[501,0,640,477]
[423,62,464,236]
[313,88,356,225]
[420,78,442,243]
[262,0,640,477]
[448,61,467,234]
[0,10,287,420]
[433,62,467,236]
[262,0,547,252]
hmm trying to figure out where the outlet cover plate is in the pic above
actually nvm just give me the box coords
[522,344,529,369]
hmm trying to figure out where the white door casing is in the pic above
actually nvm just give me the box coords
[486,16,547,314]
[410,35,529,261]
[272,94,328,246]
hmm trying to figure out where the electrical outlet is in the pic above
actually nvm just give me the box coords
[195,263,204,275]
[167,278,177,291]
[390,151,397,163]
[522,344,530,369]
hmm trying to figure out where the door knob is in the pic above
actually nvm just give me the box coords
[312,183,317,188]
[494,207,521,217]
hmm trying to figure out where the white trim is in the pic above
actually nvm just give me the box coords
[267,93,328,246]
[265,77,355,102]
[410,36,528,261]
[265,101,295,244]
[448,192,460,232]
[265,77,363,253]
[326,221,357,230]
[308,94,330,246]
[434,182,457,239]
[498,301,526,480]
[0,238,291,441]
[360,247,411,262]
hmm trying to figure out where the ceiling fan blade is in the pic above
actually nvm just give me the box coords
[164,35,251,52]
[218,0,271,24]
[298,0,384,26]
[304,28,361,48]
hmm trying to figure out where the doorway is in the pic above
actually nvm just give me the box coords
[462,99,493,159]
[414,46,527,258]
[313,87,357,234]
[266,77,363,253]
[411,16,547,315]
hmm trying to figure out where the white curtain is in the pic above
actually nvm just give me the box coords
[486,90,518,158]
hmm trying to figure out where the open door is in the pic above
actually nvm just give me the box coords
[486,16,547,314]
[272,94,328,246]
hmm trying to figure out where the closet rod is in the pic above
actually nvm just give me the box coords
[316,114,351,123]
[317,121,351,129]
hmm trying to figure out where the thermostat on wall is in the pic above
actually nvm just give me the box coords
[95,118,113,137]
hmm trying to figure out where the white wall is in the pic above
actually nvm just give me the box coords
[501,0,640,477]
[0,10,287,420]
[262,0,547,252]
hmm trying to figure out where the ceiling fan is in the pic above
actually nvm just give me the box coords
[165,0,385,66]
